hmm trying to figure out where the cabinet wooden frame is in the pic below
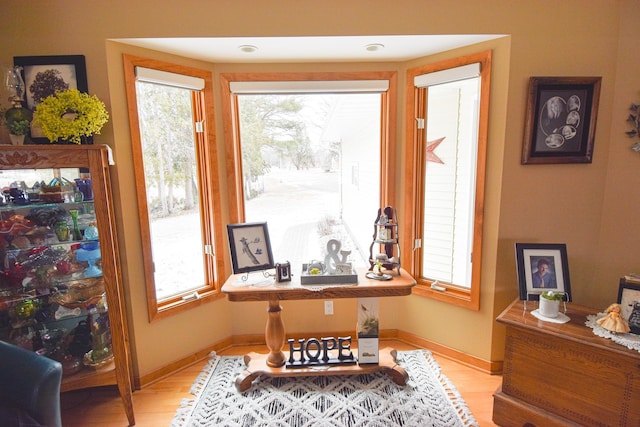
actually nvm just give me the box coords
[0,145,135,425]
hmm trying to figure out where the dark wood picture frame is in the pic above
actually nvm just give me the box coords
[13,55,88,144]
[522,76,601,164]
[617,277,640,335]
[515,243,572,301]
[227,222,275,274]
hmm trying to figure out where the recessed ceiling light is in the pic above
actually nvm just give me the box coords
[239,45,258,53]
[365,43,385,52]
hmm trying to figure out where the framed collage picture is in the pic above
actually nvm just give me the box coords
[522,76,601,164]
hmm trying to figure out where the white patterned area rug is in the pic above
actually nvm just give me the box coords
[171,349,477,427]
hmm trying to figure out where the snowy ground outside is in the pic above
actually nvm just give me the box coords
[152,168,365,298]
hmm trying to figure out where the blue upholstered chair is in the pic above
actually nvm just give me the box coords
[0,340,63,427]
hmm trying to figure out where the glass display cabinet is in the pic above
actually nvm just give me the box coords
[0,145,134,425]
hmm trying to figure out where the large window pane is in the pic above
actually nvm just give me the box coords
[135,82,204,299]
[237,93,380,270]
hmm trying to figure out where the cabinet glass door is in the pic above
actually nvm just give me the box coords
[0,166,112,376]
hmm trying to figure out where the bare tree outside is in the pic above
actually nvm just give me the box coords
[238,93,380,272]
[135,82,203,299]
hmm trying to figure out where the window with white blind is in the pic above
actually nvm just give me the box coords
[421,72,479,286]
[405,51,491,310]
[123,56,225,321]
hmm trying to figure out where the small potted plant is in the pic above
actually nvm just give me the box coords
[373,260,384,276]
[539,291,564,318]
[7,119,30,145]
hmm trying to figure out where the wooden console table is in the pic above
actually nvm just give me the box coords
[493,299,640,427]
[222,268,416,392]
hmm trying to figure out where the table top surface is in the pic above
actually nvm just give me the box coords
[497,299,640,359]
[222,267,416,301]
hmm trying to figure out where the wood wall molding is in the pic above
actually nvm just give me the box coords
[135,328,501,388]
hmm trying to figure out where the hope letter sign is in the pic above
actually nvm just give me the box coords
[286,336,356,368]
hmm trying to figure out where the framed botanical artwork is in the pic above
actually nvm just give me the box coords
[617,277,640,335]
[227,222,275,274]
[522,76,601,164]
[515,243,572,301]
[14,55,88,144]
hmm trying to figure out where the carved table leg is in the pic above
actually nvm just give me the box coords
[382,348,409,385]
[265,299,286,367]
[235,354,262,392]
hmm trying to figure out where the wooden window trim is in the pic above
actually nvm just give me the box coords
[403,50,491,311]
[219,71,398,224]
[123,54,226,322]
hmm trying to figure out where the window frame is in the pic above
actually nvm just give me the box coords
[403,50,491,310]
[219,71,398,224]
[123,55,226,321]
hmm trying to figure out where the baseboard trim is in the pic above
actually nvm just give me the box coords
[135,328,501,388]
[395,330,503,375]
[135,336,233,389]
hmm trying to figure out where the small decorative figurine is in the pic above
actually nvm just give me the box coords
[597,303,631,334]
[324,239,350,274]
[275,261,291,283]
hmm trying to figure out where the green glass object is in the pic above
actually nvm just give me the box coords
[5,106,32,131]
[69,209,82,240]
[15,299,36,319]
[54,221,70,242]
[4,67,32,138]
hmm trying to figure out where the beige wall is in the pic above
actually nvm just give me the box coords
[1,0,638,380]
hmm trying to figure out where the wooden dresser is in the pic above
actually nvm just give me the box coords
[493,299,640,427]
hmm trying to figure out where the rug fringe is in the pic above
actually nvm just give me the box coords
[412,349,478,427]
[170,352,220,427]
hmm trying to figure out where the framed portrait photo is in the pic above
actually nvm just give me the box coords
[617,277,640,335]
[14,55,88,144]
[227,222,275,274]
[515,243,572,301]
[522,76,601,165]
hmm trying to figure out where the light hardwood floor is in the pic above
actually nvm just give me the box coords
[60,340,502,426]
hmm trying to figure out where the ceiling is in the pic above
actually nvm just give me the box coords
[116,35,502,63]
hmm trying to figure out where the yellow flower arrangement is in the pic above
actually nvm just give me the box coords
[33,89,109,144]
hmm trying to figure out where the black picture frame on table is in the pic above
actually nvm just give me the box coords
[515,243,572,301]
[14,55,88,144]
[617,277,640,335]
[227,222,275,274]
[522,76,601,165]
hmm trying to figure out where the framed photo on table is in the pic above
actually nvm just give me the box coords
[14,55,88,144]
[522,76,601,165]
[617,277,640,334]
[227,222,275,274]
[515,243,572,301]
